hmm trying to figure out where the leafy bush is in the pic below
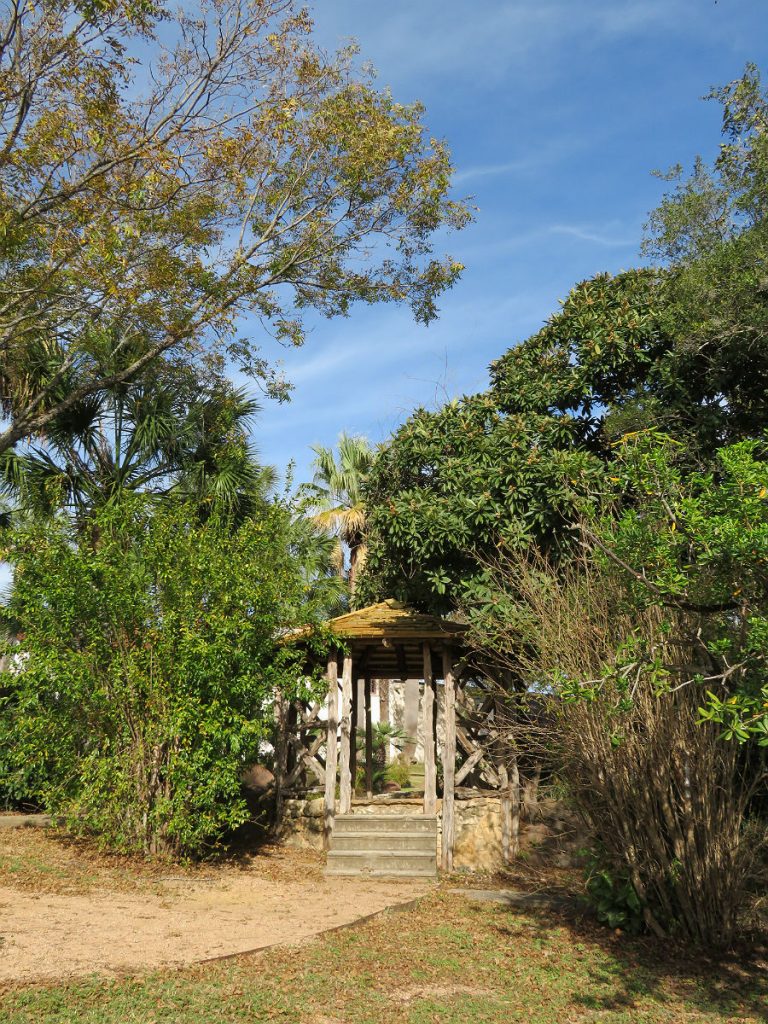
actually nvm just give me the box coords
[466,529,762,946]
[584,854,644,934]
[0,497,324,857]
[385,758,413,790]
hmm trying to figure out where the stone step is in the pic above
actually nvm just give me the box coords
[325,867,437,878]
[326,849,437,877]
[332,830,437,853]
[333,814,437,835]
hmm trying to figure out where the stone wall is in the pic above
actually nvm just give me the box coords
[280,791,586,872]
[281,794,326,847]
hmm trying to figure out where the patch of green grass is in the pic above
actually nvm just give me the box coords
[2,892,767,1024]
[0,854,64,877]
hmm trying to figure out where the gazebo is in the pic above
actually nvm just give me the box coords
[279,600,517,873]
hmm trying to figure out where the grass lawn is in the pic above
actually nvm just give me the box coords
[2,887,766,1024]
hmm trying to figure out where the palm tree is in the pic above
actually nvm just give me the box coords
[0,362,271,529]
[299,433,374,596]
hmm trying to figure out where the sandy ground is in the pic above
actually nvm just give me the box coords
[0,835,432,983]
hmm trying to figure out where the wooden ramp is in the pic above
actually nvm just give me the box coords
[326,814,437,878]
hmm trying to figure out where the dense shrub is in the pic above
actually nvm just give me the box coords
[465,466,767,948]
[0,498,325,857]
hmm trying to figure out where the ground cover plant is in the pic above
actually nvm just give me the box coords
[1,886,766,1024]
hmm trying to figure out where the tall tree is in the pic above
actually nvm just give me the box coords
[0,0,469,452]
[300,432,374,595]
[637,63,768,451]
[361,67,768,612]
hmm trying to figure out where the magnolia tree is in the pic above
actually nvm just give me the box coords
[0,0,468,449]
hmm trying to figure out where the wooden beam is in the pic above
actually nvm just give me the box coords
[455,745,485,787]
[364,677,373,799]
[350,675,359,794]
[338,654,354,814]
[323,653,339,850]
[285,732,326,787]
[293,699,323,729]
[455,723,501,788]
[422,643,436,816]
[441,647,457,872]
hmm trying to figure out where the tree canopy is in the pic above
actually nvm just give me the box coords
[0,361,271,525]
[360,67,768,613]
[0,0,469,452]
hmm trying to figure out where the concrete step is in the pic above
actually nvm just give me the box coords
[326,849,437,876]
[333,814,437,835]
[331,830,437,853]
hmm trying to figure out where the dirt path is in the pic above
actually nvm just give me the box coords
[0,838,432,983]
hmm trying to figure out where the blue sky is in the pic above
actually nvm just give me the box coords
[254,0,768,486]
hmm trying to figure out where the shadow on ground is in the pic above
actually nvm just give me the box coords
[477,891,768,1021]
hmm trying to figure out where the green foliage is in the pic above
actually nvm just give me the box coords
[583,852,645,934]
[0,362,270,526]
[384,757,413,790]
[0,0,469,451]
[0,497,328,856]
[359,385,604,611]
[361,250,768,613]
[368,721,408,755]
[353,722,408,793]
[594,432,768,745]
[298,433,375,595]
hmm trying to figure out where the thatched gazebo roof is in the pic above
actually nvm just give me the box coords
[290,599,467,677]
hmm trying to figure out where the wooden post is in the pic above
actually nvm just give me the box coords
[273,689,289,835]
[350,677,359,796]
[364,677,373,798]
[323,653,339,850]
[338,654,354,814]
[422,643,437,816]
[441,647,457,872]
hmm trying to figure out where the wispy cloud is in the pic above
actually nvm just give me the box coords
[453,133,585,186]
[455,219,639,262]
[454,159,533,184]
[317,0,696,91]
[548,224,637,248]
